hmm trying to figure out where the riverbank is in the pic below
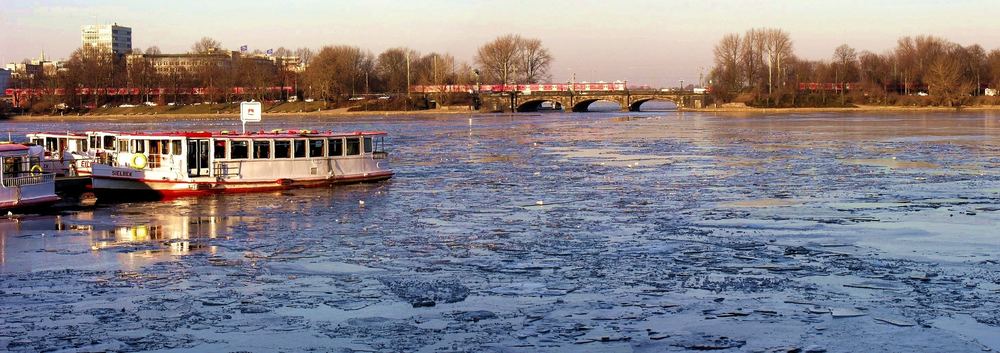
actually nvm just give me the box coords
[5,105,478,122]
[687,104,1000,113]
[10,103,1000,121]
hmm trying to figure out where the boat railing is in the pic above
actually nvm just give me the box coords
[213,161,242,178]
[1,172,55,188]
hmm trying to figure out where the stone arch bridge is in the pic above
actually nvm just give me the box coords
[478,90,707,112]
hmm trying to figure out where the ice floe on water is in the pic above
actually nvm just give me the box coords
[1,112,999,351]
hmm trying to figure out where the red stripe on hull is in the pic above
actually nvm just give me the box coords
[0,195,61,211]
[93,172,393,198]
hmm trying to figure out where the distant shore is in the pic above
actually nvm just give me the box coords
[686,104,1000,113]
[8,103,1000,121]
[4,106,479,121]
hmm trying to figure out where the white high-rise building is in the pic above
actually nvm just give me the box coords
[81,23,132,55]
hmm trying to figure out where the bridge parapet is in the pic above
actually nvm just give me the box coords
[476,89,706,112]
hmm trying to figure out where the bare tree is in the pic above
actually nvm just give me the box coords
[376,47,419,94]
[988,50,1000,90]
[144,46,162,55]
[711,32,743,95]
[762,28,793,103]
[475,34,522,84]
[519,38,552,83]
[832,44,857,102]
[294,47,314,66]
[475,34,553,84]
[926,54,965,106]
[416,52,459,86]
[274,47,292,57]
[191,37,222,54]
[302,45,372,103]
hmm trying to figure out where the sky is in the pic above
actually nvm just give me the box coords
[2,0,1000,87]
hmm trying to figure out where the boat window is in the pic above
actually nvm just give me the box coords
[346,138,360,156]
[253,140,271,159]
[364,137,373,153]
[230,140,249,159]
[118,140,128,152]
[172,140,182,155]
[134,140,146,154]
[79,139,89,152]
[214,140,227,159]
[328,139,343,156]
[89,136,99,149]
[373,136,386,153]
[148,140,164,168]
[274,140,291,159]
[293,140,306,158]
[3,156,22,175]
[46,137,59,152]
[104,136,117,150]
[31,138,43,146]
[309,139,324,157]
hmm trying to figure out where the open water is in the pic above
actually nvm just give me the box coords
[1,111,999,352]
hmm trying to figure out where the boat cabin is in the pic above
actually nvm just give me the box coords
[26,132,97,176]
[91,130,392,196]
[0,144,59,210]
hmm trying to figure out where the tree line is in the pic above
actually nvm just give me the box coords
[6,34,552,112]
[710,28,1000,107]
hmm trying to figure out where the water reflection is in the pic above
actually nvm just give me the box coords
[88,215,235,255]
[0,211,255,272]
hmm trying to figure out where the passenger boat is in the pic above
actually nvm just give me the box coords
[90,130,393,197]
[26,132,96,176]
[0,144,60,210]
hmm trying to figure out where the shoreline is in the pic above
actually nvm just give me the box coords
[685,104,1000,113]
[7,104,1000,121]
[4,107,480,121]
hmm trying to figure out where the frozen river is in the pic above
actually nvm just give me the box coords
[1,111,999,352]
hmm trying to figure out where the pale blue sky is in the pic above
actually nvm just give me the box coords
[2,0,998,86]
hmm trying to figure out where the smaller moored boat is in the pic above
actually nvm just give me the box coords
[26,132,96,176]
[0,144,60,211]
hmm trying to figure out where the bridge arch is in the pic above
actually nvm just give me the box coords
[571,98,625,112]
[629,98,678,112]
[516,99,567,112]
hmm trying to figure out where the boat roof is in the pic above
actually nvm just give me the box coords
[0,143,29,152]
[99,130,387,139]
[27,132,88,138]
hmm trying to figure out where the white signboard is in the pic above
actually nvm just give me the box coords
[240,101,262,122]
